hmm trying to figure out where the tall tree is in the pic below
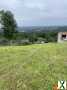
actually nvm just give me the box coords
[0,10,17,40]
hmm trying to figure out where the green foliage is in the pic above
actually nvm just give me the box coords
[29,33,38,43]
[0,10,17,40]
[17,32,58,43]
[45,32,57,42]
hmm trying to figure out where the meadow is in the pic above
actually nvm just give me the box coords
[0,43,67,90]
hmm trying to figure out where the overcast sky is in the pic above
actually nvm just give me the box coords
[0,0,67,26]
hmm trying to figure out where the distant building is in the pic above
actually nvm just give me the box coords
[58,32,67,42]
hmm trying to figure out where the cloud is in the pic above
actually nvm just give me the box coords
[23,0,67,18]
[0,0,67,26]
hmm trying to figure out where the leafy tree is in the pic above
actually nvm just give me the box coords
[29,33,38,43]
[0,10,17,40]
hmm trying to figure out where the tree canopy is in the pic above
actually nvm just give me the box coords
[0,10,17,40]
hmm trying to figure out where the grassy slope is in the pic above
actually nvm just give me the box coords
[0,43,67,90]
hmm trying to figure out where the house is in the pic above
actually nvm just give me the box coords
[58,32,67,42]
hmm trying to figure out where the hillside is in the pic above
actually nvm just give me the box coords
[0,43,67,90]
[1,26,67,33]
[18,26,67,32]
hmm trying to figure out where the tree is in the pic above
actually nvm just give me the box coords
[29,33,38,43]
[0,10,17,40]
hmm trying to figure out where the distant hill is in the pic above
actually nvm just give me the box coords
[17,26,67,33]
[0,26,67,33]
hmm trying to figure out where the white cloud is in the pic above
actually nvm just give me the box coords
[0,0,67,26]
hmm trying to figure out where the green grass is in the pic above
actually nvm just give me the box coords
[0,43,67,90]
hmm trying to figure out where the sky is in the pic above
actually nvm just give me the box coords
[0,0,67,26]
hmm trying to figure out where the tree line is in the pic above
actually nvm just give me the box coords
[0,10,58,45]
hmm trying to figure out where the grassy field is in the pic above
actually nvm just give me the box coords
[0,43,67,90]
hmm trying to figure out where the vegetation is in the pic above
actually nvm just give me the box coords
[0,10,62,45]
[16,31,58,43]
[0,43,67,90]
[0,10,17,40]
[0,10,67,45]
[0,31,58,45]
[0,10,58,45]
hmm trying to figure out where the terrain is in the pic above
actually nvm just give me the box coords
[0,43,67,90]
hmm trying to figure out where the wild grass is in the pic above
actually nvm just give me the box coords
[0,43,67,90]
